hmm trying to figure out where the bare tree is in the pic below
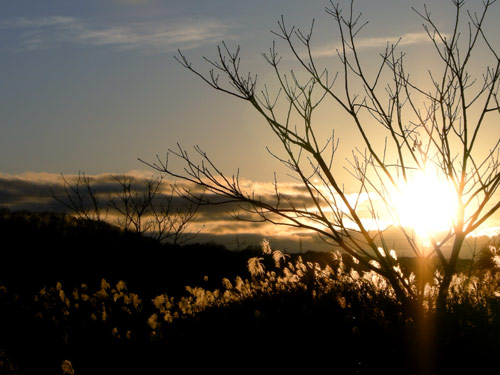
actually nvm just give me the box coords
[145,0,500,310]
[111,175,203,244]
[52,173,202,245]
[52,172,108,224]
[149,183,203,245]
[110,174,159,235]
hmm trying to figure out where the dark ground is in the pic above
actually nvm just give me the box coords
[0,209,496,375]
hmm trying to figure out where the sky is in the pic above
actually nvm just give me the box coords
[2,0,500,253]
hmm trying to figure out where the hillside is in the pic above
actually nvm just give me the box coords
[0,208,499,375]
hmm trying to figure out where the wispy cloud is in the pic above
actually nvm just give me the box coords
[1,16,76,28]
[1,16,230,53]
[79,21,228,51]
[312,31,440,58]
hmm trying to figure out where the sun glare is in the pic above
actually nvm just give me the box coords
[393,166,458,240]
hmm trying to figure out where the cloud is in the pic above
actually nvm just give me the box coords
[312,31,441,58]
[78,21,228,52]
[0,16,76,28]
[1,16,230,53]
[0,171,374,223]
[1,171,497,255]
[0,174,58,211]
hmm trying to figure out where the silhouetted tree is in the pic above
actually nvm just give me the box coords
[52,173,202,245]
[144,0,500,312]
[52,172,107,224]
[110,174,159,235]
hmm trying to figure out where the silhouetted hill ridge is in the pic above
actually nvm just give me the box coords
[0,209,268,297]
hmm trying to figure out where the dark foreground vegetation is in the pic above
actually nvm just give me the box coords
[1,209,500,375]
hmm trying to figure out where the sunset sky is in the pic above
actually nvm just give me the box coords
[2,0,500,253]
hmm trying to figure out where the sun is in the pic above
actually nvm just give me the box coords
[392,165,458,240]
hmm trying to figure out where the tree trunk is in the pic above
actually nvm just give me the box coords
[437,232,466,310]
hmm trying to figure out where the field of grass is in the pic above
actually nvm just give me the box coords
[1,209,500,374]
